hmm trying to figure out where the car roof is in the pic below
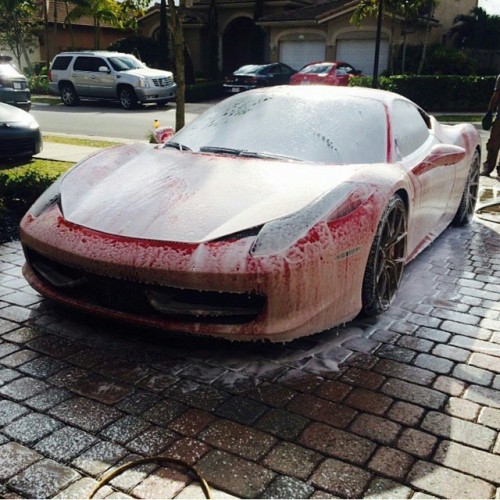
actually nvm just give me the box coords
[54,51,132,57]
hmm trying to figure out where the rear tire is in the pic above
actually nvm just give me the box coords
[60,83,79,106]
[452,150,480,226]
[119,86,138,110]
[362,195,407,316]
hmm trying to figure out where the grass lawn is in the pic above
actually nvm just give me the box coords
[43,134,121,148]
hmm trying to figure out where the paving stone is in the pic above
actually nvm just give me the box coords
[215,395,269,425]
[18,356,68,379]
[432,308,480,326]
[464,385,500,409]
[248,382,297,408]
[344,388,393,415]
[376,345,416,363]
[100,415,151,445]
[213,370,261,395]
[199,419,276,461]
[381,378,446,409]
[27,334,82,358]
[169,408,216,437]
[3,412,63,445]
[25,387,73,412]
[478,407,500,430]
[287,393,356,429]
[71,440,129,477]
[141,399,187,427]
[407,460,495,498]
[167,379,229,412]
[421,411,496,450]
[277,369,323,393]
[255,407,309,440]
[439,320,491,340]
[130,466,189,499]
[35,426,97,463]
[367,446,414,480]
[415,327,450,343]
[262,475,315,499]
[432,375,467,396]
[315,379,352,402]
[310,458,372,498]
[434,440,500,484]
[165,437,209,465]
[115,390,158,416]
[396,335,434,353]
[7,458,80,498]
[0,442,43,481]
[127,426,178,456]
[1,348,38,367]
[481,317,500,332]
[469,352,500,374]
[444,397,481,420]
[0,367,20,386]
[364,477,413,498]
[432,344,470,362]
[175,483,237,499]
[49,397,123,432]
[375,360,435,386]
[262,442,322,481]
[450,335,498,356]
[197,449,275,498]
[54,477,110,500]
[387,401,425,427]
[452,363,494,386]
[0,399,29,426]
[396,428,437,458]
[298,422,376,465]
[413,353,454,374]
[0,376,49,401]
[340,367,385,390]
[349,413,401,445]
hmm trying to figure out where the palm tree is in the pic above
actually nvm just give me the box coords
[65,0,121,49]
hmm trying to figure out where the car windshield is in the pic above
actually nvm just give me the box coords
[300,63,334,74]
[108,56,145,71]
[171,88,387,164]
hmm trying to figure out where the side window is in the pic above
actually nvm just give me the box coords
[51,56,72,70]
[89,57,108,72]
[74,57,92,71]
[336,65,348,76]
[270,65,282,74]
[392,99,430,157]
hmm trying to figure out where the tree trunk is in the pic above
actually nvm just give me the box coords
[417,4,435,75]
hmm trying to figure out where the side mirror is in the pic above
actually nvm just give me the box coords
[154,126,174,144]
[98,66,110,73]
[424,143,466,167]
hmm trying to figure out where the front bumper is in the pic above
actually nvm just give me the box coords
[0,88,31,111]
[0,126,42,158]
[20,203,369,341]
[136,83,177,103]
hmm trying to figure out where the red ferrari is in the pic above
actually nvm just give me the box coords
[290,61,362,86]
[20,86,480,342]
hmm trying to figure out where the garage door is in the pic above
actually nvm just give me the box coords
[337,39,389,76]
[279,41,325,71]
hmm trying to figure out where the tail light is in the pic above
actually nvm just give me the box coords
[48,70,53,82]
[243,76,257,84]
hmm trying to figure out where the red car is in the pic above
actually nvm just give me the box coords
[290,61,362,86]
[20,86,480,342]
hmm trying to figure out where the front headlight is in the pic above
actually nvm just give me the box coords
[138,77,150,88]
[28,175,64,217]
[250,182,374,257]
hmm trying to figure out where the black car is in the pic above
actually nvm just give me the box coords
[0,103,42,159]
[0,55,31,112]
[223,63,296,94]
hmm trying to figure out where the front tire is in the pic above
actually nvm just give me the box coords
[119,86,138,110]
[59,83,79,106]
[362,195,407,316]
[451,150,480,226]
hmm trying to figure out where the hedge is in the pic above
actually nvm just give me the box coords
[185,80,224,102]
[351,75,497,112]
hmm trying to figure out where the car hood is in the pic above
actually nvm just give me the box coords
[60,143,364,243]
[0,102,32,123]
[123,67,173,78]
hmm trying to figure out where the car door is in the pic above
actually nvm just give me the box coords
[392,99,457,253]
[72,56,92,95]
[268,64,289,85]
[335,64,351,86]
[86,57,114,97]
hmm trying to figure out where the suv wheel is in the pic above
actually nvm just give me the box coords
[60,83,79,106]
[119,86,138,110]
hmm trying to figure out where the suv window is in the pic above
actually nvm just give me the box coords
[51,56,72,70]
[74,56,108,72]
[108,56,144,71]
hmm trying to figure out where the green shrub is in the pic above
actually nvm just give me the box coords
[0,162,70,207]
[186,80,224,102]
[350,74,496,111]
[29,74,50,94]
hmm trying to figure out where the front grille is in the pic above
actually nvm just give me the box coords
[27,248,265,325]
[0,137,35,156]
[151,76,174,87]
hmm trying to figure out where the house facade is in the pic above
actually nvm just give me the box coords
[139,0,478,76]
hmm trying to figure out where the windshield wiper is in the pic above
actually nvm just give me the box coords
[199,146,301,161]
[162,142,191,151]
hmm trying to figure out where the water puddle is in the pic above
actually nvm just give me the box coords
[476,185,500,223]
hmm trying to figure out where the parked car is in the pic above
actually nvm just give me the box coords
[0,102,42,159]
[0,55,31,111]
[290,61,362,86]
[223,63,296,94]
[48,51,177,110]
[20,86,480,342]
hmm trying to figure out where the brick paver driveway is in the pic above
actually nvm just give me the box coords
[1,178,499,499]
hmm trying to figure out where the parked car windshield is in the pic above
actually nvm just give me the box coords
[108,56,145,71]
[171,87,387,164]
[0,63,23,78]
[300,63,334,74]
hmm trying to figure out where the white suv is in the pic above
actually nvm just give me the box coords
[48,51,177,109]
